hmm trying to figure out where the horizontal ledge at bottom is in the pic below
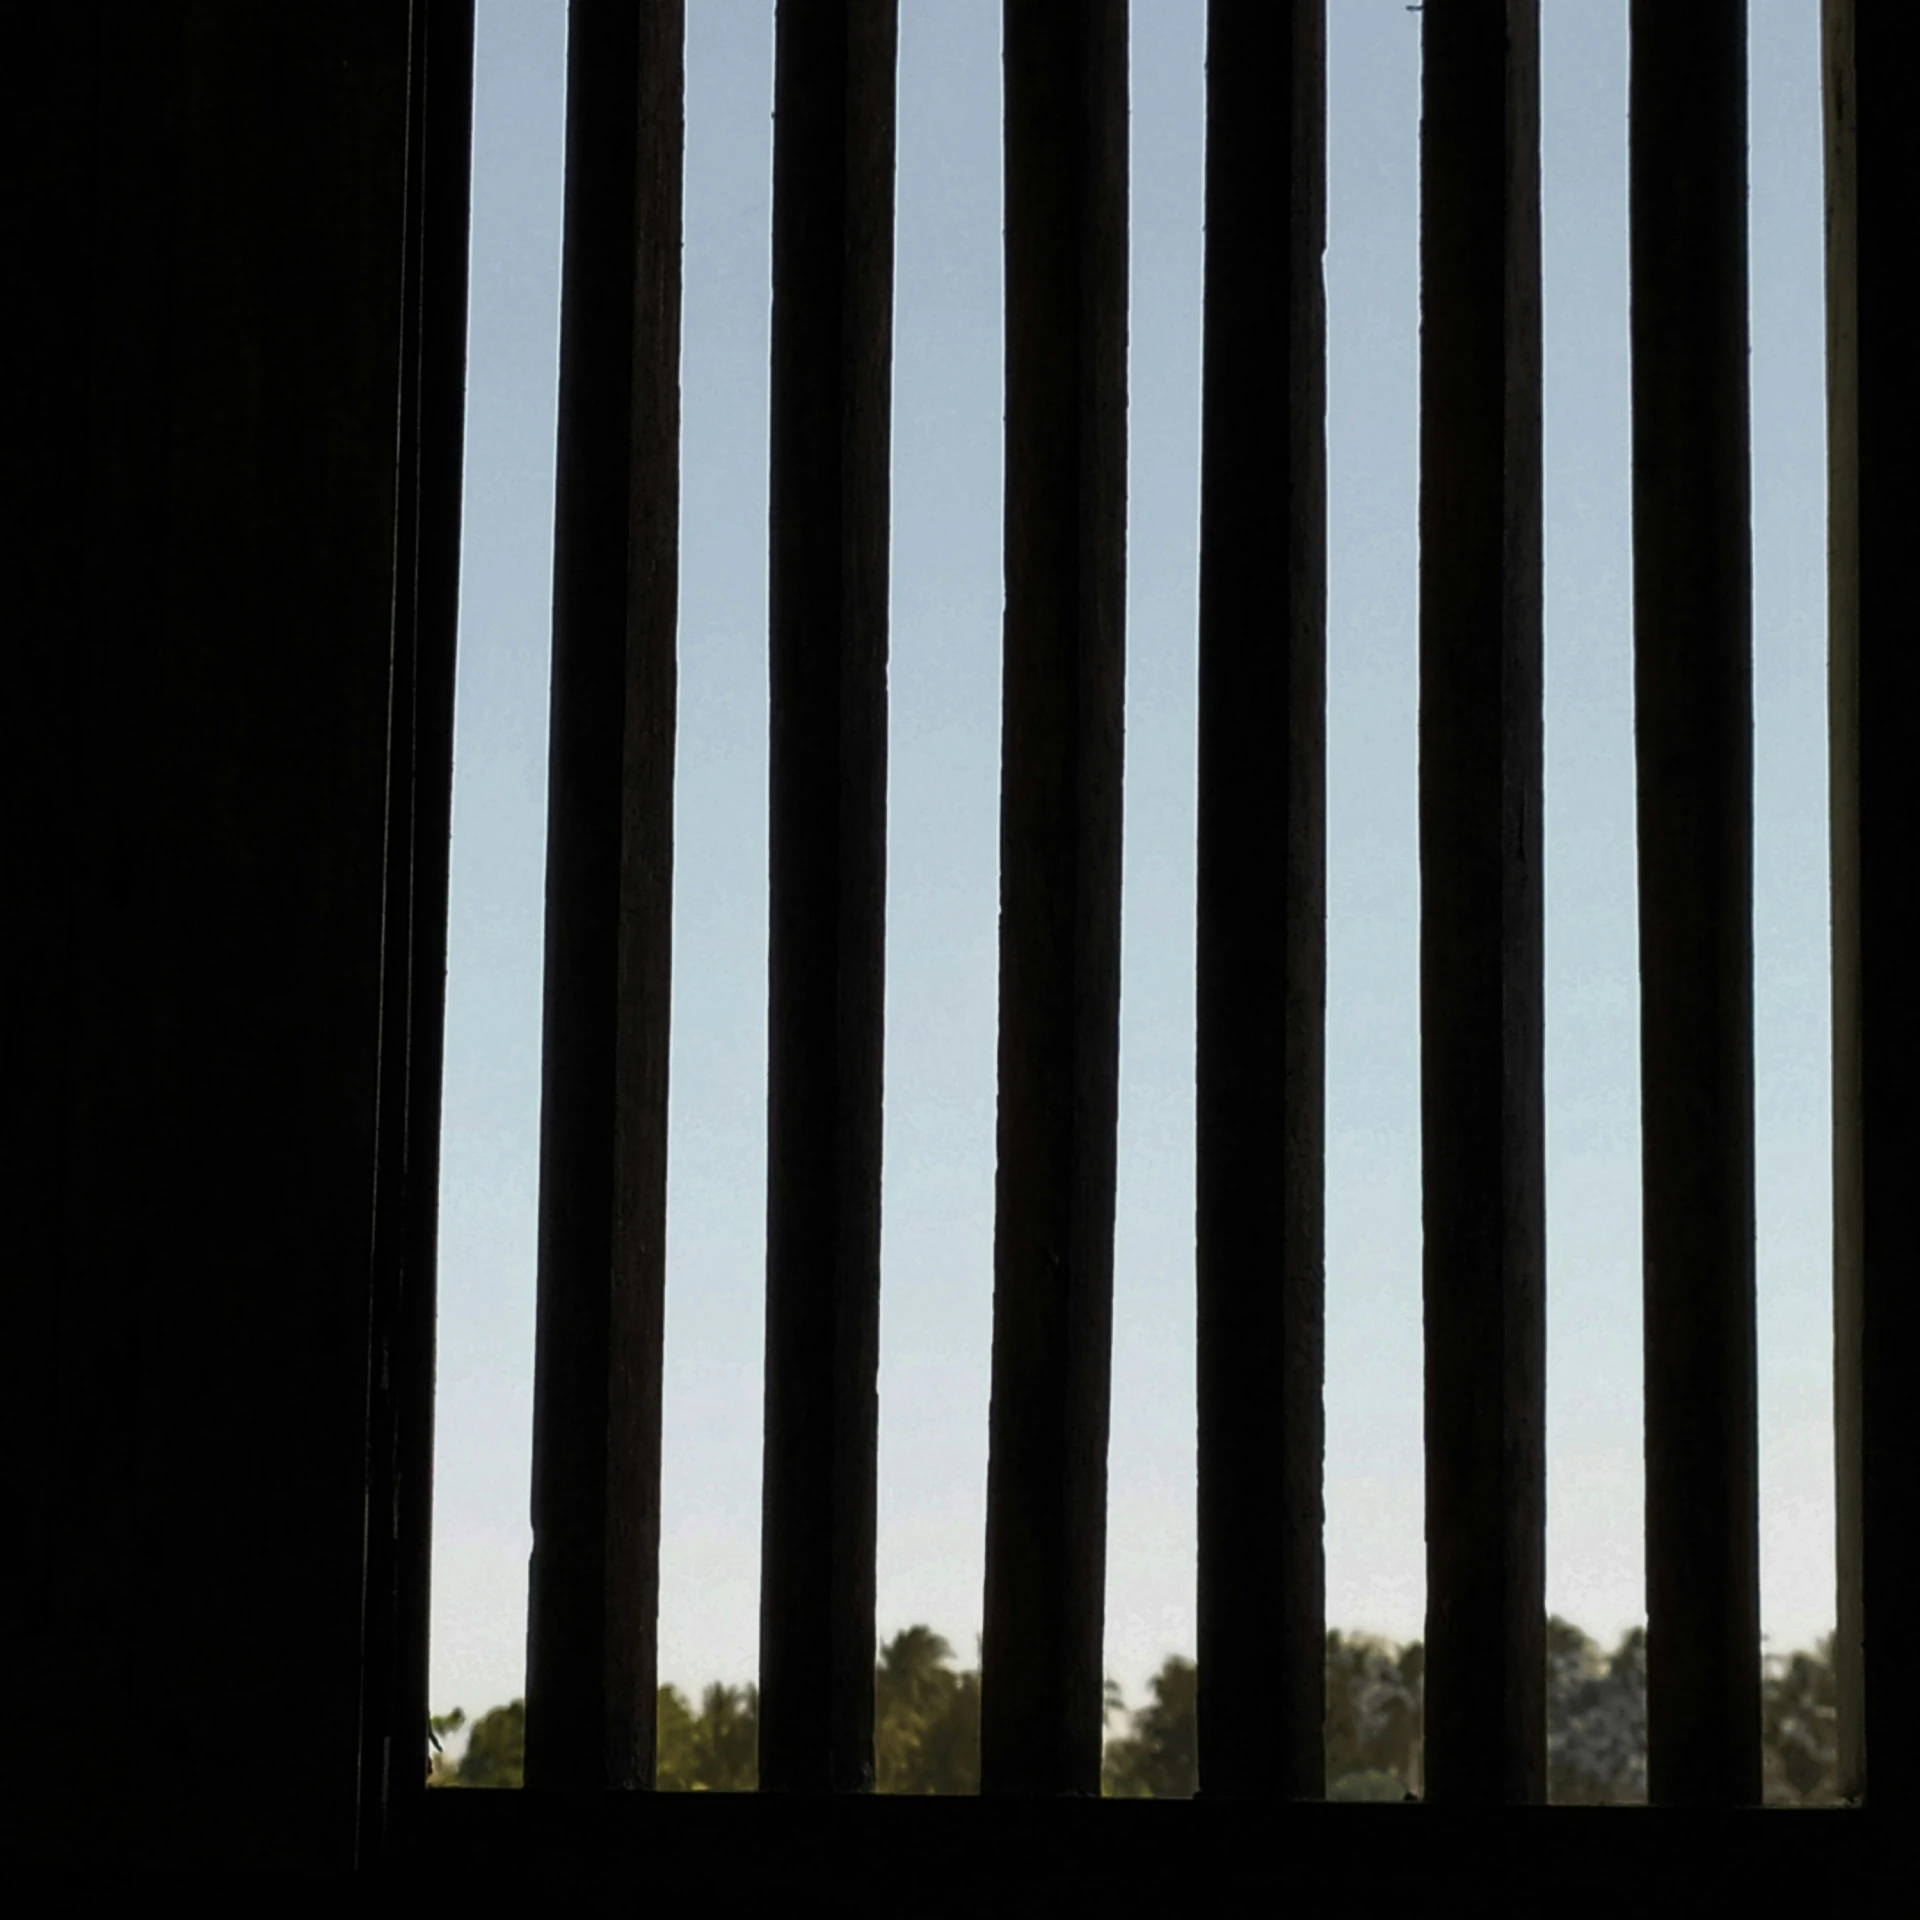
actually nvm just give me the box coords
[388,1793,1888,1892]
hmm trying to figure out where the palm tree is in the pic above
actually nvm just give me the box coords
[876,1625,980,1793]
[1102,1656,1197,1798]
[879,1628,956,1726]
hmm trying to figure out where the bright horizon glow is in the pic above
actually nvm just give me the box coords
[430,0,1836,1742]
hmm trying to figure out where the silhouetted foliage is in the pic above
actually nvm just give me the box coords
[1102,1656,1196,1798]
[676,1682,759,1792]
[426,1707,465,1786]
[426,1620,1842,1801]
[432,1699,524,1788]
[654,1684,700,1791]
[1762,1633,1840,1806]
[1325,1632,1423,1797]
[875,1627,981,1794]
[1547,1618,1647,1803]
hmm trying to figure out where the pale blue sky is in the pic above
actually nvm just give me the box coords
[431,0,1836,1733]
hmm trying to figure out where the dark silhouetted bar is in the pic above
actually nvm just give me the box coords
[1194,0,1327,1803]
[1822,0,1862,1808]
[1629,0,1761,1808]
[1822,0,1920,1822]
[360,0,477,1861]
[980,0,1128,1799]
[758,0,898,1798]
[1417,0,1545,1807]
[525,0,684,1793]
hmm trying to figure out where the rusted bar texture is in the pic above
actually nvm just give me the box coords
[1194,0,1327,1802]
[1417,0,1546,1807]
[981,0,1128,1798]
[1822,0,1920,1819]
[758,0,898,1797]
[1629,0,1761,1807]
[525,0,684,1793]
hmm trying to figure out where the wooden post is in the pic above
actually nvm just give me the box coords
[1194,0,1328,1803]
[1417,0,1546,1807]
[758,0,898,1797]
[525,0,684,1793]
[981,0,1129,1799]
[1629,0,1761,1808]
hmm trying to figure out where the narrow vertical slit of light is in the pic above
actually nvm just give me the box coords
[1629,0,1761,1807]
[1194,0,1327,1803]
[758,0,898,1797]
[524,0,684,1793]
[1417,0,1546,1805]
[980,0,1128,1798]
[1822,0,1920,1816]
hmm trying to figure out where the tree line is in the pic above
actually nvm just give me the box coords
[429,1620,1840,1805]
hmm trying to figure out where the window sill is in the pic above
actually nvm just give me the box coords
[387,1789,1888,1894]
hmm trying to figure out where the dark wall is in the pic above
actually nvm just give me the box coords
[5,6,441,1867]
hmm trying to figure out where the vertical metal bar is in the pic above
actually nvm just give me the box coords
[1821,0,1863,1809]
[1629,0,1761,1808]
[759,0,898,1798]
[361,0,476,1861]
[1823,0,1920,1821]
[1194,0,1327,1803]
[525,0,684,1794]
[980,0,1128,1799]
[1417,0,1546,1807]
